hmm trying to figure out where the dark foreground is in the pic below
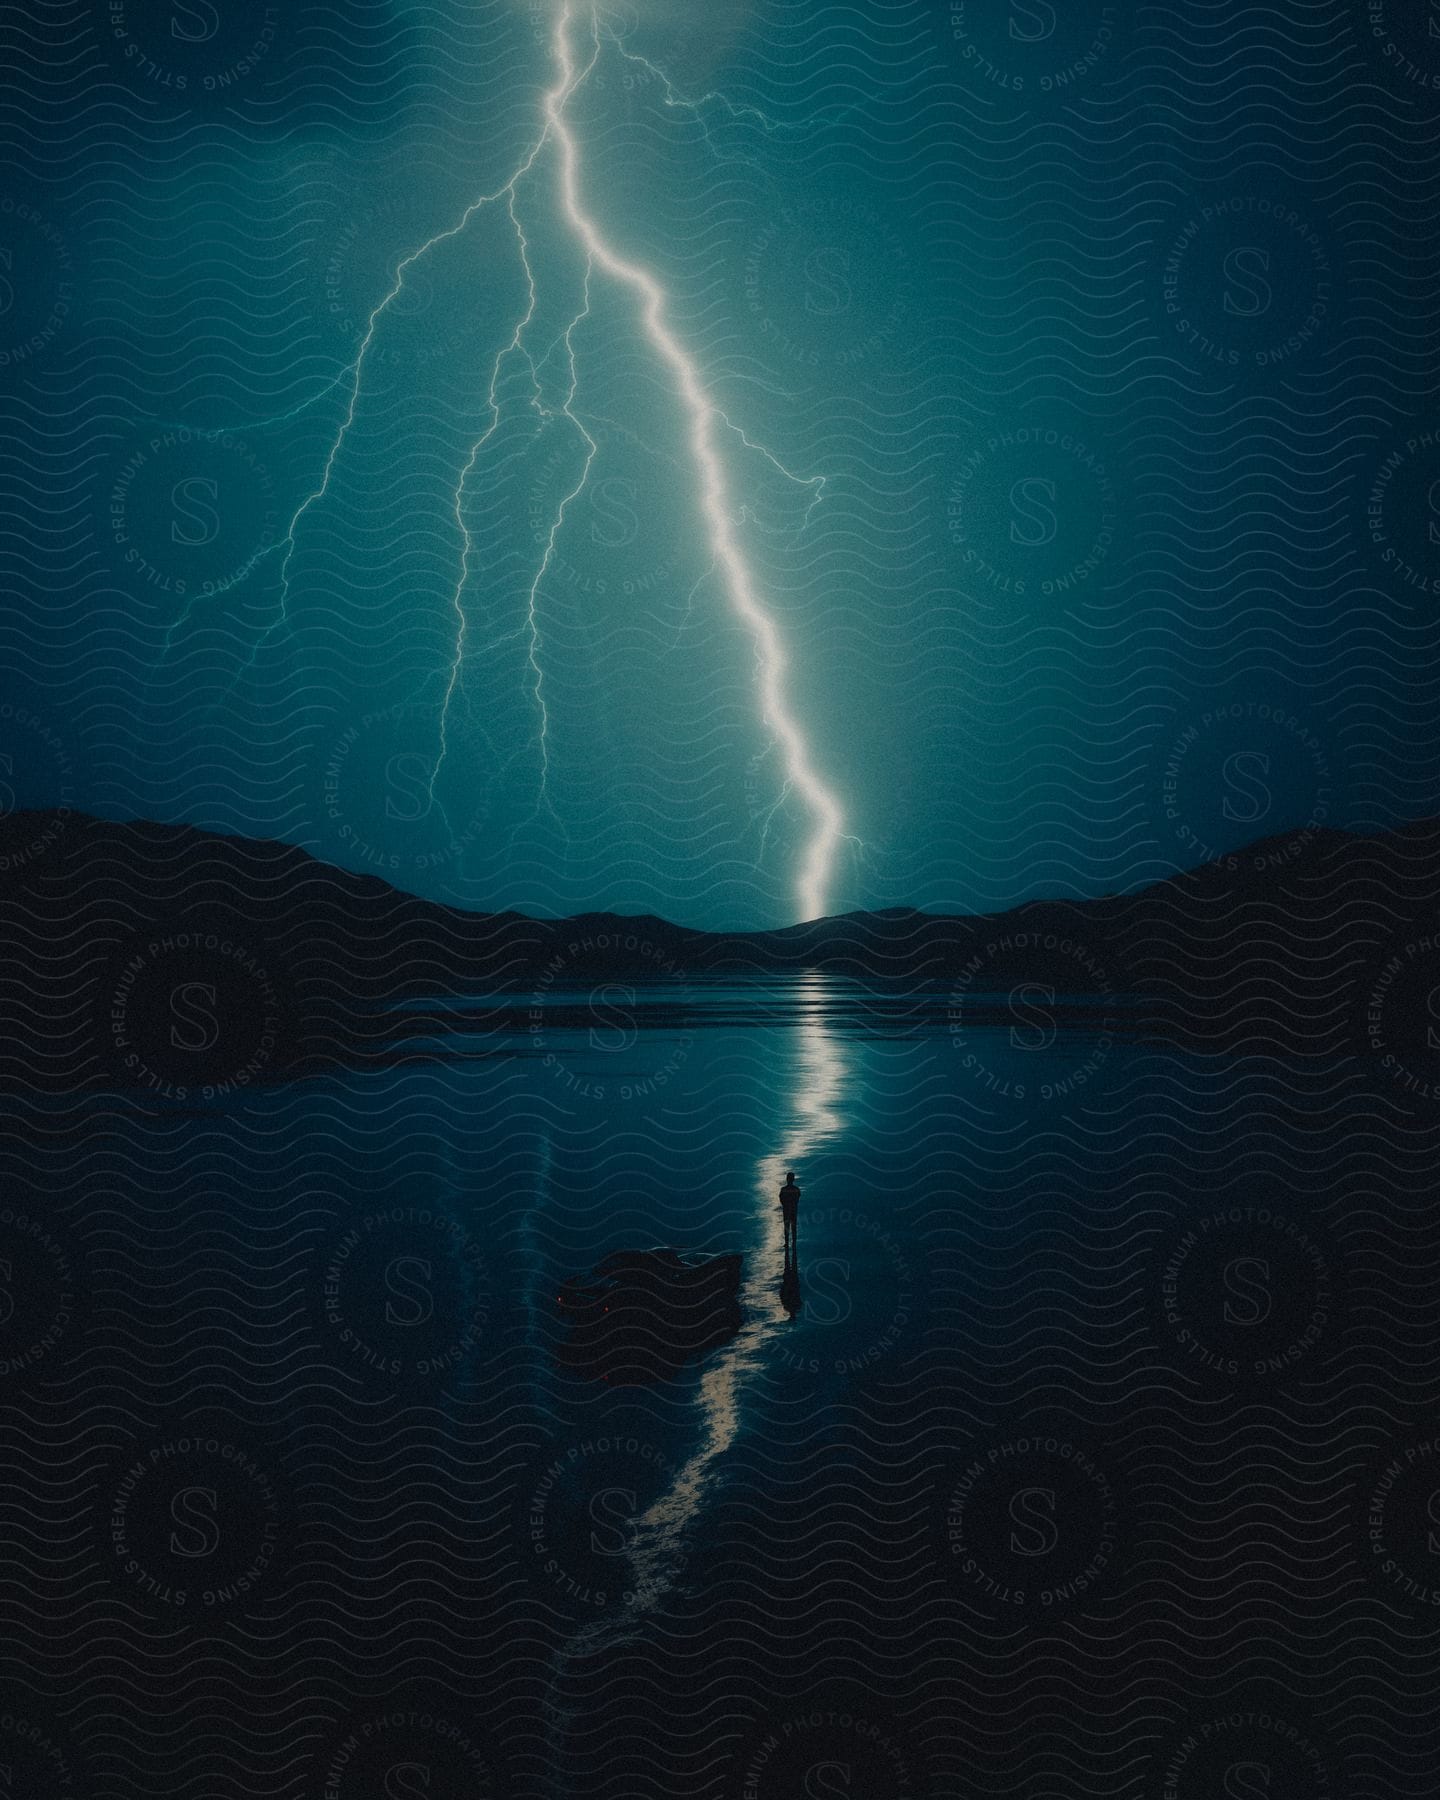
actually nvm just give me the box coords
[2,814,1440,1797]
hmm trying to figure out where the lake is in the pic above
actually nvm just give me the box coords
[5,970,1422,1799]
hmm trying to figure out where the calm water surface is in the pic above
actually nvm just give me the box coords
[25,966,1381,1796]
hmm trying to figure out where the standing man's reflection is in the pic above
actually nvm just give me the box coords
[778,1169,802,1318]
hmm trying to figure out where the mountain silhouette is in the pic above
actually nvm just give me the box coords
[3,807,1438,1092]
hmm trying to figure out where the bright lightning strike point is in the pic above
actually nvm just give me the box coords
[544,0,847,922]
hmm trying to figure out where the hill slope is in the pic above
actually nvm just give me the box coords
[3,808,1439,1091]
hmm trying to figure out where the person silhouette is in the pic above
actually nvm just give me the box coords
[778,1169,800,1255]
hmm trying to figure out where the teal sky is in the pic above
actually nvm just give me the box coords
[3,0,1439,926]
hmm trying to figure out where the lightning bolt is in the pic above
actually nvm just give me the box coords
[219,129,558,703]
[432,188,546,814]
[431,243,597,833]
[204,0,849,923]
[602,17,862,151]
[519,265,597,815]
[540,0,846,921]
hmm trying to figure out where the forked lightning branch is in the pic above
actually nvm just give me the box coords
[250,0,848,922]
